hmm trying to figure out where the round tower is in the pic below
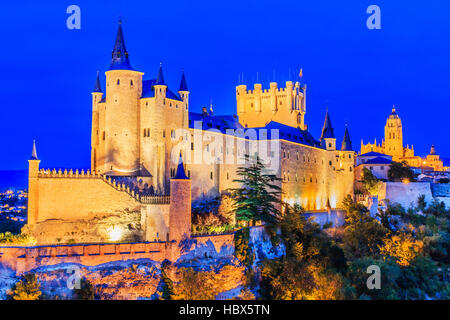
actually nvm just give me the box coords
[104,21,144,175]
[91,71,103,173]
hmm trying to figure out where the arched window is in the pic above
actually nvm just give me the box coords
[117,79,120,85]
[130,80,134,86]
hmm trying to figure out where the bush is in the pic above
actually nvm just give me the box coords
[10,274,41,300]
[0,232,36,245]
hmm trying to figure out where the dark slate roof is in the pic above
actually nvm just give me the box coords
[257,122,320,147]
[320,110,335,140]
[341,126,352,151]
[188,113,319,147]
[155,63,165,85]
[109,21,134,71]
[179,70,188,92]
[363,156,392,165]
[189,112,244,133]
[141,79,182,101]
[93,71,102,93]
[360,151,391,158]
[174,154,189,179]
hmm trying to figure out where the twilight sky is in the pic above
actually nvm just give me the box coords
[1,0,449,170]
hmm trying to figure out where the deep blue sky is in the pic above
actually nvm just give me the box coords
[1,0,450,170]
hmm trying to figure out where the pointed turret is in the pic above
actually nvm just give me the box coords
[179,70,188,92]
[174,153,189,179]
[30,140,38,160]
[155,62,165,85]
[320,110,335,140]
[109,20,133,70]
[341,125,353,151]
[28,140,41,225]
[320,110,336,150]
[93,71,102,93]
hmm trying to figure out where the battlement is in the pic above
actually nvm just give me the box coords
[236,80,306,129]
[37,169,170,204]
[237,81,303,97]
[38,168,100,178]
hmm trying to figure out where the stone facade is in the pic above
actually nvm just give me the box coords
[25,21,355,245]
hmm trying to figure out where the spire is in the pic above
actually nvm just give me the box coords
[320,110,335,140]
[179,69,188,92]
[30,140,38,160]
[174,153,189,179]
[109,20,133,70]
[392,105,396,114]
[155,62,165,85]
[430,144,436,155]
[93,71,102,93]
[341,125,353,151]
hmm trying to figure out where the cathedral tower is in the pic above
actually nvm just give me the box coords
[384,106,403,160]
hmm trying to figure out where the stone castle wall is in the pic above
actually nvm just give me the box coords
[26,168,185,244]
[0,232,237,275]
[378,182,450,209]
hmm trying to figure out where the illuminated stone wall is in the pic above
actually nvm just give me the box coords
[236,82,306,130]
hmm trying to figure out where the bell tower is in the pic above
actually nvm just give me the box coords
[384,106,403,160]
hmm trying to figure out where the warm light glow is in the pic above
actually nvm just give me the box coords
[329,195,337,208]
[108,226,123,242]
[315,197,321,210]
[402,179,410,184]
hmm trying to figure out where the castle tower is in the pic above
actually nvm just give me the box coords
[153,63,168,193]
[104,20,144,175]
[341,125,352,151]
[320,110,336,150]
[91,71,103,172]
[169,154,191,242]
[178,70,190,128]
[384,106,403,160]
[28,140,40,225]
[236,79,306,129]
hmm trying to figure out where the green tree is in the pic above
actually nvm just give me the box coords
[73,277,95,300]
[160,261,174,300]
[230,154,282,226]
[388,161,415,182]
[11,273,41,300]
[361,168,380,195]
[343,206,388,259]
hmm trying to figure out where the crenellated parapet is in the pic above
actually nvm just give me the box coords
[237,80,306,130]
[38,168,101,178]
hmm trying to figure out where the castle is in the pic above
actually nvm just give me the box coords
[360,107,445,171]
[25,21,355,245]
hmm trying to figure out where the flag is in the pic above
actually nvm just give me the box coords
[299,68,303,78]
